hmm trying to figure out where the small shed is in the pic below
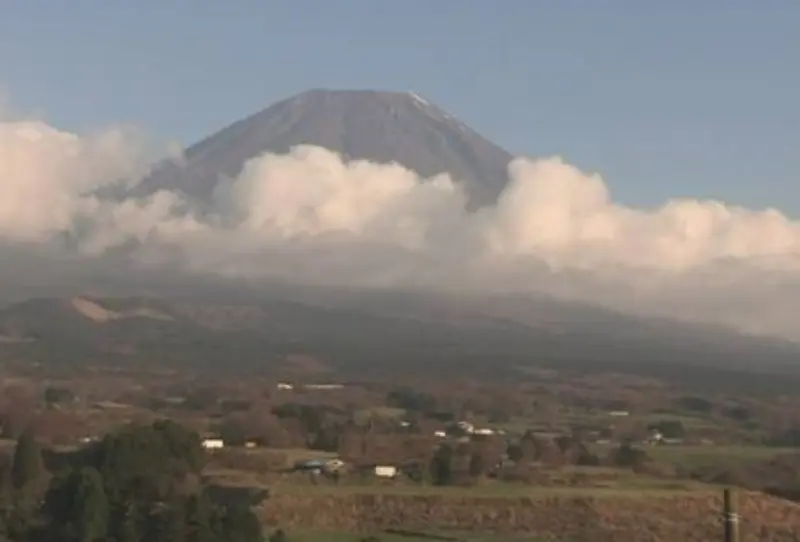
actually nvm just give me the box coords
[202,438,224,450]
[374,465,397,478]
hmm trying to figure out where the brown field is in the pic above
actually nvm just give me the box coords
[258,490,800,541]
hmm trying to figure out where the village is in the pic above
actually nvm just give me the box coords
[194,389,696,488]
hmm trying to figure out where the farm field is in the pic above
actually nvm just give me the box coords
[268,480,704,498]
[287,531,552,542]
[591,442,796,469]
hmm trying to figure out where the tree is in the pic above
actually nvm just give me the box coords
[612,443,648,468]
[35,420,229,542]
[678,396,713,413]
[723,406,751,423]
[185,492,215,542]
[468,453,485,478]
[145,500,186,542]
[272,404,325,437]
[11,430,43,492]
[219,502,262,542]
[73,468,109,542]
[429,444,453,486]
[90,420,205,503]
[518,431,540,459]
[506,443,523,463]
[217,419,248,447]
[182,388,219,411]
[386,388,436,414]
[0,455,12,497]
[110,502,144,542]
[44,387,75,406]
[309,423,341,452]
[43,467,109,542]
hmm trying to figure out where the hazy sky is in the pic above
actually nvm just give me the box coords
[2,1,799,213]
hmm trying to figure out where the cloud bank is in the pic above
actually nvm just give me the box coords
[2,116,800,339]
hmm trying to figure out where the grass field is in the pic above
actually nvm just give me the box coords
[590,441,795,468]
[646,444,795,468]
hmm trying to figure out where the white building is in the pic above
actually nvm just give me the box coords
[456,421,475,434]
[374,465,397,478]
[202,438,224,450]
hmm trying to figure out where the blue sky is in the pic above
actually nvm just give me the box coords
[2,1,799,213]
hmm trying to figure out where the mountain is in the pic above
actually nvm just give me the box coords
[2,293,800,393]
[10,89,798,388]
[137,89,513,207]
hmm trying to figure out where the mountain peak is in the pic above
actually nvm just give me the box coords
[139,88,513,208]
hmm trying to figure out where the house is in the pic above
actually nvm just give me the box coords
[434,430,446,438]
[202,438,224,450]
[609,411,630,417]
[294,458,345,475]
[276,383,294,390]
[374,465,398,478]
[473,428,495,436]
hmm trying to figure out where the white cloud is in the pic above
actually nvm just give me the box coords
[2,115,800,339]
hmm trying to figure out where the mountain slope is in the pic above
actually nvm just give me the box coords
[2,293,800,393]
[138,89,513,207]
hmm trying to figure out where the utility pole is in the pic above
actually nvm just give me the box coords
[723,488,740,542]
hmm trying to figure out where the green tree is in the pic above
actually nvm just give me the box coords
[145,500,186,542]
[37,420,219,542]
[73,468,109,542]
[11,429,44,492]
[429,444,453,486]
[185,492,215,542]
[505,443,523,463]
[518,431,540,460]
[89,420,204,503]
[111,502,143,542]
[219,502,262,542]
[44,387,75,406]
[468,453,485,477]
[0,456,12,502]
[217,420,247,447]
[44,467,109,542]
[612,443,648,468]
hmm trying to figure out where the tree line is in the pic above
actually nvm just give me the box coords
[0,420,263,542]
